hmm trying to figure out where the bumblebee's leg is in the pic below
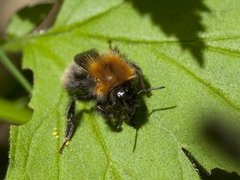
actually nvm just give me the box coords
[59,94,94,153]
[128,117,136,129]
[129,110,137,129]
[108,40,120,54]
[116,112,124,130]
[75,94,94,101]
[60,98,76,153]
[127,107,138,152]
[96,104,113,119]
[74,49,99,67]
[129,63,146,90]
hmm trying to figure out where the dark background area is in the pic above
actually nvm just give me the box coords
[0,0,56,178]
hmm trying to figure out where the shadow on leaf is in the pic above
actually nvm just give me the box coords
[202,114,240,161]
[126,0,210,66]
[182,148,240,180]
[148,105,177,117]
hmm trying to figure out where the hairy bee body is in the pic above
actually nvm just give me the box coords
[59,45,164,153]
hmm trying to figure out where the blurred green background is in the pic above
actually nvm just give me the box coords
[0,0,57,178]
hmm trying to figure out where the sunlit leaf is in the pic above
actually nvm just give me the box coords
[5,0,240,179]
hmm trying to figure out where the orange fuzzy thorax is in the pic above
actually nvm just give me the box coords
[88,54,136,96]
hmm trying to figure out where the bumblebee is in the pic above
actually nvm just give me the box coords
[60,43,164,153]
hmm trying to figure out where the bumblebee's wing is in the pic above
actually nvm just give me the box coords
[74,49,99,69]
[62,49,99,96]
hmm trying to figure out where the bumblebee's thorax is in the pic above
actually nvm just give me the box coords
[88,54,136,96]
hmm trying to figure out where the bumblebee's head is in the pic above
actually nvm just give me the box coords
[108,81,164,130]
[110,81,138,109]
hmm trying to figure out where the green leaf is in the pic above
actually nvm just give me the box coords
[5,0,240,179]
[6,4,52,38]
[0,98,31,124]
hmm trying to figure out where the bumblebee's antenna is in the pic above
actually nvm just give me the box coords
[137,86,165,95]
[132,128,138,152]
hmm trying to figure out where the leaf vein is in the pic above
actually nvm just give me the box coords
[49,2,124,36]
[206,45,240,58]
[86,115,121,179]
[152,48,240,114]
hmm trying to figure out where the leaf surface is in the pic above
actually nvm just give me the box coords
[6,0,240,179]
